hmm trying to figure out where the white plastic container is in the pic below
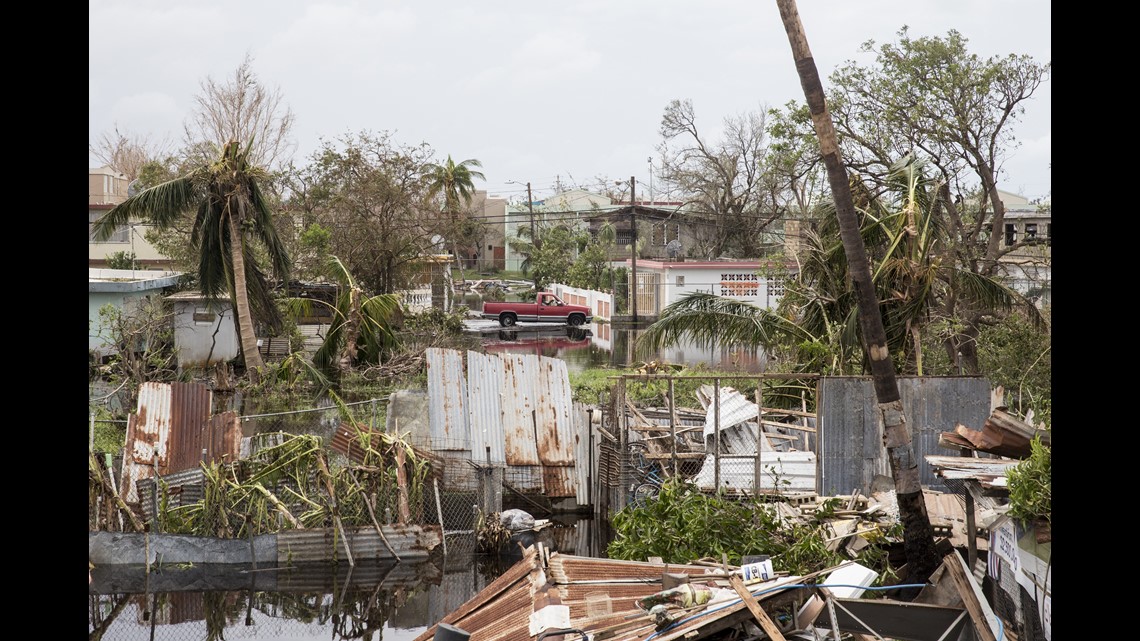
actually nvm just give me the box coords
[739,559,774,582]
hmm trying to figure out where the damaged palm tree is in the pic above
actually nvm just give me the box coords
[776,0,941,583]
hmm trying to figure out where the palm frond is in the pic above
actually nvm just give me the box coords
[638,292,812,353]
[92,176,201,241]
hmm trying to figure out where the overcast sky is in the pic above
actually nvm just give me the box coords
[89,1,1051,203]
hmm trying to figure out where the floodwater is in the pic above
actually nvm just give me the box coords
[89,516,615,641]
[464,293,769,373]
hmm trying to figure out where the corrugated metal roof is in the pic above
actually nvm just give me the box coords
[121,382,221,504]
[426,348,470,450]
[698,385,759,439]
[121,382,174,503]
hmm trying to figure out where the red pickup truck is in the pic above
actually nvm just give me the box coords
[481,292,593,327]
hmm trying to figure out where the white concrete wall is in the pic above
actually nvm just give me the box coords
[548,283,614,321]
[171,299,239,368]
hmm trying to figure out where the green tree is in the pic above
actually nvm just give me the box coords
[92,139,292,383]
[286,131,441,295]
[566,222,618,291]
[824,27,1050,373]
[105,251,138,270]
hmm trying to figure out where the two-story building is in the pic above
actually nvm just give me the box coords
[89,166,171,270]
[993,190,1051,308]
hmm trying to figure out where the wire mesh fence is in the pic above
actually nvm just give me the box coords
[89,397,502,539]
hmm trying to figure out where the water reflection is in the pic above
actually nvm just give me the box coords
[479,322,768,373]
[89,518,615,641]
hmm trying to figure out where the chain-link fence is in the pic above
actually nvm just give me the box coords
[90,397,502,540]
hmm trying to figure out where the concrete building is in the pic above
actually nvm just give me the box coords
[623,258,796,321]
[89,268,184,358]
[89,166,172,269]
[993,190,1051,308]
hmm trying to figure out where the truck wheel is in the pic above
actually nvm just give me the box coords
[568,314,585,326]
[500,313,517,327]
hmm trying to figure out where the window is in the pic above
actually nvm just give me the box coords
[676,275,685,287]
[90,211,129,243]
[1025,223,1037,239]
[652,223,680,245]
[193,307,216,325]
[1004,223,1017,247]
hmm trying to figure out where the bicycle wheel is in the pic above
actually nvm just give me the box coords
[632,483,660,507]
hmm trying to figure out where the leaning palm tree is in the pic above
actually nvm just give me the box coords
[423,155,486,282]
[92,139,291,383]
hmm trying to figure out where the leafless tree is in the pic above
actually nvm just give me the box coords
[656,99,785,258]
[183,52,296,170]
[89,126,174,181]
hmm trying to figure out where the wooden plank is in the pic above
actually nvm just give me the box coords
[943,553,998,641]
[728,575,787,640]
[761,419,817,433]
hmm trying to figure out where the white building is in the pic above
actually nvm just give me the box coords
[626,258,796,319]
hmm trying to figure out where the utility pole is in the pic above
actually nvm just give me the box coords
[630,176,637,323]
[527,182,538,292]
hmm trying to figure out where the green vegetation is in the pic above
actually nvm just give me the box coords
[1006,436,1051,526]
[607,478,898,580]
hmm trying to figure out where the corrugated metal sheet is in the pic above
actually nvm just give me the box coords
[534,356,575,465]
[541,465,576,498]
[573,403,592,505]
[276,524,442,563]
[817,376,992,495]
[426,348,470,450]
[121,382,173,503]
[500,354,541,465]
[121,382,221,503]
[698,385,758,438]
[467,351,506,464]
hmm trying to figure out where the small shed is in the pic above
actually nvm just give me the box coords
[167,291,238,368]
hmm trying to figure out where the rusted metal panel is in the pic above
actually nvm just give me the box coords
[120,381,174,503]
[467,350,506,465]
[818,376,992,495]
[541,465,575,498]
[500,354,541,465]
[165,381,214,473]
[276,524,442,563]
[534,355,576,465]
[573,403,592,505]
[426,348,470,450]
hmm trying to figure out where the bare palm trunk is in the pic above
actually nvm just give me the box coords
[776,0,941,583]
[228,213,265,382]
[338,286,362,375]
